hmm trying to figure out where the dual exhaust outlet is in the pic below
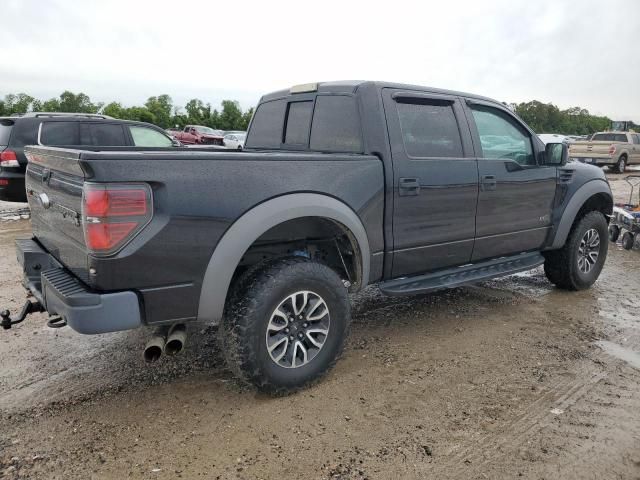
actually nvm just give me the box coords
[143,324,187,363]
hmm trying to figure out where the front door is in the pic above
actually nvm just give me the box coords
[382,89,479,278]
[464,101,557,261]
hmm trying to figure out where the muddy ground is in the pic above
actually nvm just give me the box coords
[1,171,639,480]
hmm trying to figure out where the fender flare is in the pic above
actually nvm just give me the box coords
[197,193,371,324]
[549,179,612,249]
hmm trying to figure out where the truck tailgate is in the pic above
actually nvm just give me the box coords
[570,141,611,158]
[24,147,89,282]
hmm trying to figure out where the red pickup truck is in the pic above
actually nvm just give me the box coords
[173,125,224,145]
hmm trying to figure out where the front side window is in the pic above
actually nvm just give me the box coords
[40,122,79,145]
[470,106,535,166]
[129,126,173,147]
[633,134,640,145]
[396,100,463,158]
[284,101,313,145]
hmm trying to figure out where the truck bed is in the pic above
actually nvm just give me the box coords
[24,146,385,326]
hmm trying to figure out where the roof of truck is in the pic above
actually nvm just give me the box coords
[260,80,500,105]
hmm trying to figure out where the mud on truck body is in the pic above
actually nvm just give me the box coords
[2,81,613,393]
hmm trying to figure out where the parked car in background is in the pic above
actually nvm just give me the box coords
[0,113,177,202]
[569,131,640,173]
[174,125,224,145]
[538,133,571,145]
[223,132,246,150]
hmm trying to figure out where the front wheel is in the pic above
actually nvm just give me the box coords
[543,211,608,290]
[221,257,350,393]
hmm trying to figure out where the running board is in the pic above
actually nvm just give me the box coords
[379,252,544,296]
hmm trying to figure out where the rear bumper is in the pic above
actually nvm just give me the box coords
[17,238,142,334]
[0,170,27,202]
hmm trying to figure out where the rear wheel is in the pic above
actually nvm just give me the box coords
[622,232,635,250]
[543,211,608,290]
[615,155,627,174]
[221,257,350,393]
[608,224,620,242]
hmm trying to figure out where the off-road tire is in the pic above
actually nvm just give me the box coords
[608,224,620,243]
[220,257,350,394]
[622,232,635,250]
[543,211,608,290]
[615,155,627,174]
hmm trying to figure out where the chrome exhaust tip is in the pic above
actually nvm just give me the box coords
[165,324,187,356]
[143,333,166,363]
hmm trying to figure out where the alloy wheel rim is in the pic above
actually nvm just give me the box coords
[265,290,330,369]
[577,228,600,274]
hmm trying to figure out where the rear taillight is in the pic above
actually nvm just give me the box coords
[0,150,19,168]
[609,145,616,155]
[82,183,152,254]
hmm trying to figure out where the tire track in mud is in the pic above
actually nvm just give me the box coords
[440,366,609,476]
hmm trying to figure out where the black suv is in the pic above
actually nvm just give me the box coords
[0,113,176,202]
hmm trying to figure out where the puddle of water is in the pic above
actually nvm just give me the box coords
[596,340,640,369]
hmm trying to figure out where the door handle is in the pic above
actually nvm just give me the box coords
[481,175,497,191]
[399,177,420,196]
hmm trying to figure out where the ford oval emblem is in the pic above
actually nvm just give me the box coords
[38,192,51,209]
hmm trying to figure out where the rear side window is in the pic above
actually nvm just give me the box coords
[40,122,79,145]
[310,96,362,152]
[284,101,313,145]
[396,100,463,158]
[615,133,628,143]
[633,134,640,145]
[7,120,38,147]
[129,126,173,147]
[0,119,13,147]
[245,99,287,149]
[86,124,126,146]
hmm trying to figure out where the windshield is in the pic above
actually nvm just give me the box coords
[194,126,218,135]
[0,119,14,147]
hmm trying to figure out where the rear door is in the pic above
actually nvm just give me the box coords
[382,89,478,277]
[464,101,557,261]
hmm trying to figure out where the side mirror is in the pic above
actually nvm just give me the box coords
[544,142,567,165]
[171,139,181,147]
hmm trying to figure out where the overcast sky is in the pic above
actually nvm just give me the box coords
[1,0,639,122]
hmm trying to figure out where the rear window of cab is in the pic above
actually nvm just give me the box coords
[245,95,362,153]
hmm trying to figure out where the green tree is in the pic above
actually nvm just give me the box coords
[145,95,173,128]
[217,100,244,130]
[102,102,125,118]
[3,93,35,114]
[56,91,103,113]
[241,107,254,130]
[123,106,156,124]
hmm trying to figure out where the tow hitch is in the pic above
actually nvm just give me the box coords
[1,299,63,330]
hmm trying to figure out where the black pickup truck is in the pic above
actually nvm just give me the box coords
[3,81,613,393]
